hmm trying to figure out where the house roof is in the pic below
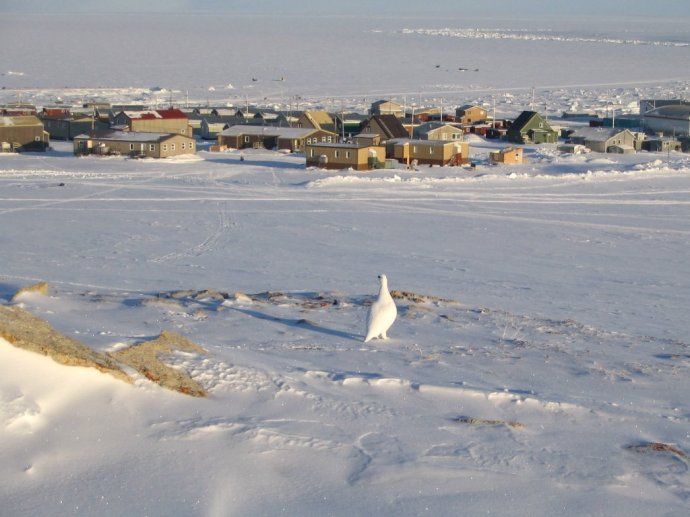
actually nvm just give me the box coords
[365,115,409,139]
[570,127,630,142]
[220,125,320,139]
[371,100,402,108]
[303,111,334,127]
[74,130,193,143]
[0,115,43,127]
[510,111,540,130]
[414,122,461,133]
[457,104,484,112]
[644,105,690,121]
[307,142,376,149]
[387,138,460,147]
[121,109,188,120]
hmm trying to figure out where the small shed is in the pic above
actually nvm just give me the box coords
[490,147,524,165]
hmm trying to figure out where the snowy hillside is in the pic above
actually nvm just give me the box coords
[1,142,689,516]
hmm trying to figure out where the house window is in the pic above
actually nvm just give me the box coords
[171,143,176,151]
[321,136,327,142]
[189,142,194,150]
[149,144,155,151]
[163,144,168,151]
[327,136,332,143]
[244,136,250,143]
[429,147,434,154]
[335,150,339,158]
[539,122,544,128]
[181,142,186,150]
[310,149,314,157]
[345,151,351,159]
[129,144,134,151]
[412,146,417,153]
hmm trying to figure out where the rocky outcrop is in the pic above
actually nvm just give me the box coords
[0,306,207,397]
[0,305,130,383]
[10,281,50,301]
[109,331,208,397]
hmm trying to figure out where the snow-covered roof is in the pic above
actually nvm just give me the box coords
[75,131,191,143]
[644,105,690,120]
[121,109,187,120]
[569,127,629,142]
[220,125,318,138]
[0,115,42,127]
[387,138,459,146]
[307,141,374,149]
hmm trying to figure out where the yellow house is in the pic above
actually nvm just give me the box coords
[413,122,464,141]
[296,111,335,132]
[305,142,385,171]
[388,139,470,167]
[112,109,192,136]
[455,105,488,125]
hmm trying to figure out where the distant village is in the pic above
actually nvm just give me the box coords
[1,96,690,170]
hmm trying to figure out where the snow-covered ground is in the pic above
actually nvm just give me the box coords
[2,6,690,516]
[1,141,689,516]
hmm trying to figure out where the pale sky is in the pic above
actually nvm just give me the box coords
[1,0,689,17]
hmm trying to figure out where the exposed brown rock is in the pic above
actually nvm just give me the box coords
[109,331,208,397]
[625,442,688,460]
[390,290,458,304]
[0,305,131,383]
[11,281,50,301]
[450,416,525,429]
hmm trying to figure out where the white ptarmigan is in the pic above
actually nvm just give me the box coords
[364,274,397,343]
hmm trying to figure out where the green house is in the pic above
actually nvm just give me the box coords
[506,111,558,144]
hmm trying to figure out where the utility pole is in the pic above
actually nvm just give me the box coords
[531,87,535,111]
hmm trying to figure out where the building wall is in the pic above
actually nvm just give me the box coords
[390,141,467,166]
[130,118,191,136]
[507,114,556,144]
[643,116,690,137]
[0,122,48,151]
[371,102,403,117]
[586,131,635,153]
[491,148,523,164]
[424,126,465,141]
[220,129,334,151]
[456,106,487,125]
[305,145,385,170]
[74,134,195,158]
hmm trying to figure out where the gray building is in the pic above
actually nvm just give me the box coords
[642,105,690,137]
[568,127,637,153]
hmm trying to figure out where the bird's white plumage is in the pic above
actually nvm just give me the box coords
[364,274,397,343]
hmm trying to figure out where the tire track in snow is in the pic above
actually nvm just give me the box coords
[148,203,233,264]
